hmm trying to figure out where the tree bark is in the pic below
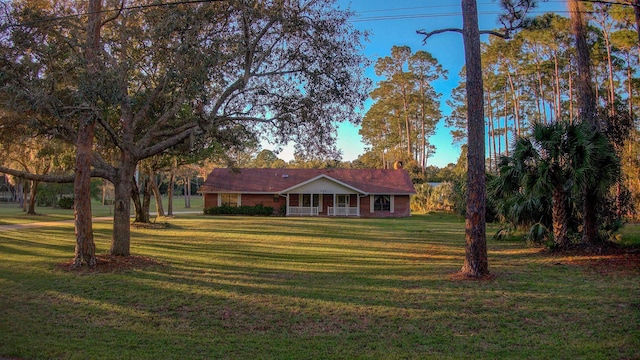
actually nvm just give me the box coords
[73,118,97,267]
[184,176,191,208]
[27,180,38,215]
[460,0,489,277]
[131,175,149,223]
[552,187,569,248]
[167,169,175,216]
[22,181,27,212]
[150,171,165,217]
[73,0,101,268]
[142,174,151,220]
[569,0,597,128]
[569,0,599,245]
[110,163,134,256]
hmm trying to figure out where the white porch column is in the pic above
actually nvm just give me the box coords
[333,194,336,217]
[286,194,290,216]
[357,194,360,216]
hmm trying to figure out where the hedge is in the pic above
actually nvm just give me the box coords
[204,204,274,216]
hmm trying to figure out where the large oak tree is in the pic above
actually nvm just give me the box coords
[0,0,369,262]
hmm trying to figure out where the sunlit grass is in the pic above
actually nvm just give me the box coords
[0,214,638,359]
[0,196,203,225]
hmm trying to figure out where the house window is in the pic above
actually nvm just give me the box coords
[337,194,349,207]
[220,193,238,207]
[374,195,390,211]
[301,194,319,207]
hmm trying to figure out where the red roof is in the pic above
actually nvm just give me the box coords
[199,168,416,195]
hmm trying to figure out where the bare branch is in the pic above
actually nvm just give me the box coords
[101,0,124,27]
[417,28,509,44]
[136,126,199,160]
[417,28,464,44]
[479,30,510,38]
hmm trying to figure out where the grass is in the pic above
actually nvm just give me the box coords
[0,213,639,359]
[0,195,203,225]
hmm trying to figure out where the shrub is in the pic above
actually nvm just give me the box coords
[204,204,274,216]
[58,197,74,209]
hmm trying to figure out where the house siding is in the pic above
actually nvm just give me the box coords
[360,195,411,218]
[204,193,218,208]
[204,193,411,217]
[204,193,280,214]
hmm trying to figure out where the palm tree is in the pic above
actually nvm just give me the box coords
[491,121,619,248]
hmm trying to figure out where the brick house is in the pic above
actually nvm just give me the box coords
[199,167,416,218]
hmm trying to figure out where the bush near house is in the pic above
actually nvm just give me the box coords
[57,197,74,209]
[204,204,274,216]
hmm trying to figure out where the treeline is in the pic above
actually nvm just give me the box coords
[362,5,640,223]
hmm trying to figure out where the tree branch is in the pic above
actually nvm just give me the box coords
[0,166,112,183]
[479,29,510,38]
[417,28,509,44]
[417,28,464,44]
[136,125,200,161]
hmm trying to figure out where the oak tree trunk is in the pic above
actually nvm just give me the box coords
[73,0,101,268]
[27,180,38,215]
[460,0,489,277]
[110,163,134,256]
[73,117,97,267]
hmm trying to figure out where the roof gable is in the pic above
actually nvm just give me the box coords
[199,168,416,195]
[279,174,366,194]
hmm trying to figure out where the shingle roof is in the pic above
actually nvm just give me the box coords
[199,168,416,195]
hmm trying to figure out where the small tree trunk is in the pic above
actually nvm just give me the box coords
[150,172,165,217]
[167,170,175,216]
[102,178,107,205]
[131,176,149,223]
[552,187,569,248]
[27,180,38,215]
[184,176,191,208]
[22,181,27,212]
[142,175,151,220]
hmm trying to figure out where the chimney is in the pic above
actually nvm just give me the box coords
[393,161,403,170]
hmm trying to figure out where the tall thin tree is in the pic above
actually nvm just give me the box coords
[460,0,489,277]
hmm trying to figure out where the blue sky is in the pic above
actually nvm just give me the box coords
[276,0,569,167]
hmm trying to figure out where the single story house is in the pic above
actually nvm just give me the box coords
[199,167,416,218]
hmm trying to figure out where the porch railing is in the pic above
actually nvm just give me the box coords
[288,206,319,216]
[328,206,359,216]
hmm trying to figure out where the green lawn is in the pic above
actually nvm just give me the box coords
[0,195,203,225]
[0,214,638,359]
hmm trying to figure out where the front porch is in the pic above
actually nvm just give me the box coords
[285,193,361,217]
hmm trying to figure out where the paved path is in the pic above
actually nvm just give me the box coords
[0,211,201,232]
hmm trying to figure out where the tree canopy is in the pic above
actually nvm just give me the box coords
[0,0,370,262]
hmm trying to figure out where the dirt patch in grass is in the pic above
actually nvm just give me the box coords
[56,254,164,273]
[549,247,640,276]
[448,271,497,282]
[131,222,170,229]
